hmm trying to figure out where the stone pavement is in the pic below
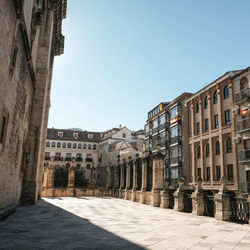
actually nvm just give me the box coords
[0,197,250,250]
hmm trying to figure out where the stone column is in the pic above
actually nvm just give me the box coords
[114,165,120,189]
[119,161,125,198]
[125,159,131,200]
[191,177,205,215]
[90,163,97,189]
[160,180,171,208]
[67,159,75,197]
[45,157,55,197]
[42,162,49,188]
[132,156,138,202]
[106,165,112,189]
[150,149,165,207]
[214,176,232,221]
[139,154,147,204]
[174,177,185,212]
[247,195,250,226]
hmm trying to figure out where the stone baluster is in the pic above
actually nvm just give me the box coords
[214,176,232,221]
[191,176,205,215]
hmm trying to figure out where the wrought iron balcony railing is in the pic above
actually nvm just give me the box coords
[54,157,63,161]
[76,157,83,162]
[234,88,250,103]
[44,156,51,161]
[85,157,93,163]
[237,118,250,133]
[238,149,250,164]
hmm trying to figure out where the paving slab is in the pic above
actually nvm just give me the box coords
[0,197,250,249]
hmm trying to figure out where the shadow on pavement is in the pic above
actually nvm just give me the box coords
[0,199,144,250]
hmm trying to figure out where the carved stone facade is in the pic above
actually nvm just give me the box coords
[0,0,66,217]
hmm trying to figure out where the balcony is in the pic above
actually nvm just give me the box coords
[65,157,72,162]
[170,157,182,166]
[234,88,250,104]
[170,136,182,145]
[76,157,83,162]
[44,156,51,161]
[54,157,63,161]
[238,149,250,164]
[237,118,250,133]
[85,157,93,163]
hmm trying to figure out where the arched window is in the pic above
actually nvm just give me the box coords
[83,144,87,149]
[224,85,229,99]
[240,76,248,90]
[226,137,232,153]
[51,141,56,148]
[68,143,72,148]
[62,142,66,148]
[57,142,61,148]
[197,146,201,159]
[206,143,210,157]
[196,101,200,113]
[46,141,50,147]
[73,143,77,149]
[204,96,208,109]
[78,143,82,149]
[213,91,218,104]
[215,141,220,155]
[88,144,92,149]
[93,144,96,150]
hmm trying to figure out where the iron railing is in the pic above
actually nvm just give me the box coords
[54,157,63,161]
[231,195,249,224]
[183,191,192,213]
[65,157,72,161]
[74,168,89,188]
[54,166,68,188]
[238,149,250,164]
[85,158,93,163]
[204,192,216,217]
[234,88,250,103]
[75,157,83,162]
[237,118,250,133]
[44,156,51,160]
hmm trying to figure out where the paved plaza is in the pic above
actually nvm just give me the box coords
[0,197,250,250]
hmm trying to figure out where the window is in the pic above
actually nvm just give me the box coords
[196,101,200,113]
[196,122,200,135]
[73,143,77,149]
[46,141,50,147]
[88,134,93,139]
[204,96,208,109]
[145,124,150,136]
[206,143,210,157]
[240,76,248,90]
[62,142,66,148]
[58,132,63,137]
[93,144,96,150]
[170,167,180,179]
[226,138,232,153]
[78,143,82,149]
[152,118,158,133]
[88,144,91,149]
[227,164,234,181]
[83,144,87,149]
[67,143,71,148]
[170,106,178,119]
[224,85,229,99]
[215,141,220,155]
[197,146,200,159]
[86,164,91,169]
[214,115,219,129]
[73,133,78,139]
[159,114,166,125]
[213,91,218,104]
[205,119,209,132]
[57,142,61,148]
[206,167,211,181]
[51,141,56,147]
[216,166,221,181]
[122,133,126,138]
[224,110,231,125]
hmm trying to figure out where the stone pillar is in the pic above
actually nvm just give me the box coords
[160,180,171,208]
[42,162,49,188]
[174,177,185,212]
[67,159,75,196]
[139,154,147,204]
[44,157,55,197]
[90,163,97,189]
[132,156,138,202]
[150,149,165,207]
[247,195,250,226]
[191,177,205,215]
[106,165,112,189]
[119,162,125,198]
[125,159,130,200]
[114,165,120,189]
[214,176,232,221]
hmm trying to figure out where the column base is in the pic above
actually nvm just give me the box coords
[150,189,161,207]
[191,191,204,216]
[214,191,232,221]
[160,190,170,208]
[139,189,146,204]
[174,190,184,212]
[131,188,137,202]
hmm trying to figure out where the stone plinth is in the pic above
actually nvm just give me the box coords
[174,177,185,212]
[139,189,146,204]
[191,177,204,215]
[132,188,137,202]
[150,189,161,207]
[160,190,171,208]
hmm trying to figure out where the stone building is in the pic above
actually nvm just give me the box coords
[186,70,241,192]
[0,0,66,217]
[42,128,101,197]
[232,67,250,193]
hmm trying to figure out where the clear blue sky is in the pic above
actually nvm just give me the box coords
[49,0,250,132]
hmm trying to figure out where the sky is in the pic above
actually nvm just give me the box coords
[48,0,250,132]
